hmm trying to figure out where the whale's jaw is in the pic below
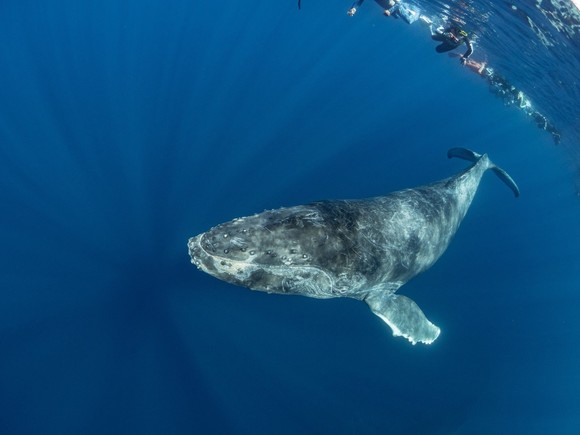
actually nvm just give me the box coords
[187,232,261,288]
[187,227,336,298]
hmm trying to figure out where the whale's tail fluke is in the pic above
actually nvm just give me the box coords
[448,147,520,198]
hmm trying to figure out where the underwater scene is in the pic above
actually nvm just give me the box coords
[1,0,579,434]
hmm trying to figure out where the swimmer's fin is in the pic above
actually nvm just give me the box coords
[448,147,520,197]
[365,292,441,345]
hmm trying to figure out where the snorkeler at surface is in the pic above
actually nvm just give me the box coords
[455,54,562,144]
[462,58,488,75]
[347,0,396,16]
[383,0,422,24]
[430,23,474,64]
[348,0,424,25]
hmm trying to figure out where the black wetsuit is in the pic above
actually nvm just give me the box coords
[432,26,474,59]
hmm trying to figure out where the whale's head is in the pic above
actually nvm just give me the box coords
[188,205,344,297]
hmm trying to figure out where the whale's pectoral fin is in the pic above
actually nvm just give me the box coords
[365,293,441,345]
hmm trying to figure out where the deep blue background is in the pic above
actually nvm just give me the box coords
[1,1,579,434]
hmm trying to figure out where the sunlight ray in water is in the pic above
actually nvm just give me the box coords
[0,1,579,434]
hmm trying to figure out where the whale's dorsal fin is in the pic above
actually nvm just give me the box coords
[365,293,440,345]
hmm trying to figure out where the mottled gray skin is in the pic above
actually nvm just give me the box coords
[188,150,518,344]
[190,157,486,297]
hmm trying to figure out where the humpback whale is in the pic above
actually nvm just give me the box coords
[188,148,519,345]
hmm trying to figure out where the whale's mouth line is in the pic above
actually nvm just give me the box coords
[194,233,245,264]
[196,233,210,257]
[189,235,212,268]
[191,234,257,271]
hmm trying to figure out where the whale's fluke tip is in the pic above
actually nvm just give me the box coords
[447,147,481,161]
[448,147,520,198]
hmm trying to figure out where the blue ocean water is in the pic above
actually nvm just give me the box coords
[1,0,579,434]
